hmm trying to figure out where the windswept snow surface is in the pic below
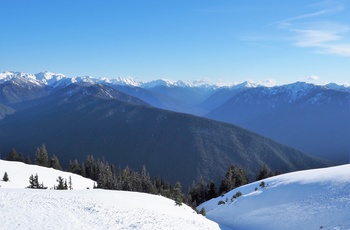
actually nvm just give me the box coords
[198,164,350,230]
[0,160,220,230]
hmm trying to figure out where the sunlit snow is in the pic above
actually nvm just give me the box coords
[0,160,220,230]
[198,164,350,230]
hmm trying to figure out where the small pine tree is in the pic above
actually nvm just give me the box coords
[2,172,9,182]
[56,176,66,190]
[64,179,68,190]
[68,176,73,190]
[198,207,206,216]
[27,174,45,189]
[28,174,38,188]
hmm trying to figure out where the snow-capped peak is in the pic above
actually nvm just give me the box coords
[103,77,141,87]
[34,71,68,86]
[1,71,349,92]
[141,79,175,88]
[0,71,42,86]
[140,78,220,89]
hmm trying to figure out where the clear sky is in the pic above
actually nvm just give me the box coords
[0,0,349,85]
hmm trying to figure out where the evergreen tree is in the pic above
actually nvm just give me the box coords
[28,174,38,188]
[67,159,81,175]
[2,172,9,182]
[191,177,207,205]
[205,181,217,200]
[97,161,114,189]
[25,154,32,164]
[49,154,62,170]
[68,176,73,190]
[256,163,270,181]
[6,148,19,161]
[56,176,67,190]
[64,179,68,190]
[80,162,86,177]
[219,164,236,195]
[235,167,248,188]
[35,144,49,167]
[140,165,152,193]
[173,182,183,206]
[84,155,96,179]
[27,174,45,189]
[18,153,25,162]
[198,207,206,216]
[121,166,132,191]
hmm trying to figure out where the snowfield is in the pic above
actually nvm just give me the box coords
[0,160,220,229]
[198,164,350,230]
[1,160,349,230]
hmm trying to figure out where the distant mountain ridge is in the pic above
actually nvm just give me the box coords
[1,71,349,164]
[6,70,349,89]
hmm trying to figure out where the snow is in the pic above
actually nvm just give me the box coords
[326,83,350,92]
[35,71,67,86]
[0,160,220,229]
[104,77,141,87]
[1,71,349,92]
[198,164,350,230]
[0,160,94,189]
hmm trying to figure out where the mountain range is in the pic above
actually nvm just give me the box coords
[0,71,334,188]
[1,71,348,163]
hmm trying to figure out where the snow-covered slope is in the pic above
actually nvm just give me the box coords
[0,160,220,229]
[0,160,94,189]
[198,164,350,230]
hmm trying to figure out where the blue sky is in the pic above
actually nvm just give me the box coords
[0,0,349,85]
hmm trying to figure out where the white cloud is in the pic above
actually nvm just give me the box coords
[278,1,350,57]
[259,79,277,87]
[307,75,320,81]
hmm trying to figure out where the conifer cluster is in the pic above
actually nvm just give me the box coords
[3,146,271,207]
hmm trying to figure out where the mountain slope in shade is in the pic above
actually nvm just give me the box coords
[0,160,220,230]
[0,84,329,189]
[0,104,14,119]
[107,84,205,115]
[206,82,350,163]
[198,164,350,230]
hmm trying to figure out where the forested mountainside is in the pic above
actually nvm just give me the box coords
[0,83,329,189]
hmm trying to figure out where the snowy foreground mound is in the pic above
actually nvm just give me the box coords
[0,160,219,229]
[198,164,350,230]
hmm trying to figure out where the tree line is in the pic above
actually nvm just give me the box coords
[3,144,277,208]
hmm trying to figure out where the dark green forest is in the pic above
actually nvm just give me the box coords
[3,144,276,209]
